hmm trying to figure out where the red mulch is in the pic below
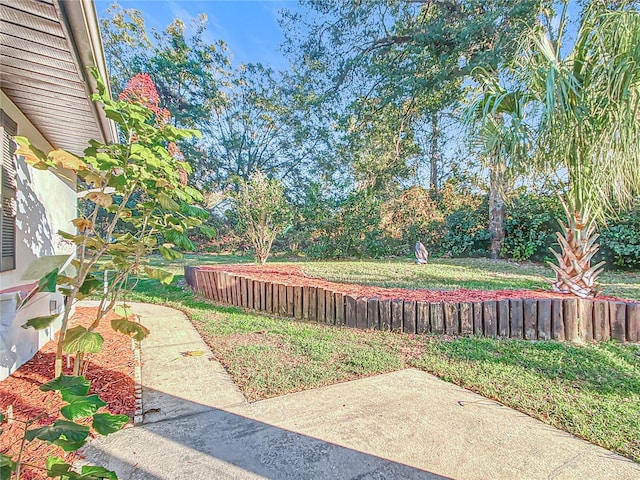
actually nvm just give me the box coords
[200,264,627,303]
[0,307,136,479]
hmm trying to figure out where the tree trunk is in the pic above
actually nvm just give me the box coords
[549,204,605,298]
[429,112,439,192]
[54,306,73,377]
[488,164,505,260]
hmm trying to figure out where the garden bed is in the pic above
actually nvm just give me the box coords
[188,264,640,343]
[197,263,622,303]
[0,307,136,480]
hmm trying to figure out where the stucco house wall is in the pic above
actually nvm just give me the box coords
[0,91,76,380]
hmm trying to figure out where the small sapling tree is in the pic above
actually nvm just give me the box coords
[14,69,212,376]
[234,171,291,265]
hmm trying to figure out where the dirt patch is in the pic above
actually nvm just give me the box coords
[0,307,136,479]
[199,264,625,303]
[398,343,428,360]
[209,331,282,355]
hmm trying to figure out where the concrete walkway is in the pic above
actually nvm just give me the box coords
[79,303,640,480]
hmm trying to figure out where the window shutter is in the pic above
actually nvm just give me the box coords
[1,109,17,272]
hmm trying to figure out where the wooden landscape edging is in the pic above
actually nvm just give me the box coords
[184,267,640,344]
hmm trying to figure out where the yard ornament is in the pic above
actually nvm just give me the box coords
[415,242,429,264]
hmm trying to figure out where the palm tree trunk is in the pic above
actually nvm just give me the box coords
[488,165,505,260]
[549,203,605,298]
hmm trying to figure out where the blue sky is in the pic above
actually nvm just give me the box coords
[95,1,584,72]
[95,0,298,69]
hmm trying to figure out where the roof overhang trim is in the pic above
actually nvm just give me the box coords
[55,0,118,144]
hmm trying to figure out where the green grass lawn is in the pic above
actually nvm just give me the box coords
[302,257,640,299]
[304,257,551,290]
[128,268,640,463]
[155,253,640,300]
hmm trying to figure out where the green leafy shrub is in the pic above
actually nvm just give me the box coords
[304,189,392,259]
[502,193,562,261]
[433,181,489,257]
[0,375,127,479]
[599,205,640,269]
[330,190,384,258]
[283,182,336,256]
[442,205,490,257]
[234,171,292,264]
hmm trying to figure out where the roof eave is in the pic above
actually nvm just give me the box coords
[55,0,118,145]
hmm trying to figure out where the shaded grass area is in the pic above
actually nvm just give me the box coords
[148,254,640,300]
[130,276,640,462]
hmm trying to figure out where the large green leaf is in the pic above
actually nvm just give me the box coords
[92,413,129,435]
[103,106,125,124]
[181,203,209,219]
[183,185,203,202]
[111,318,150,342]
[79,276,102,296]
[18,268,59,309]
[165,230,195,250]
[95,152,120,170]
[46,456,72,477]
[41,375,90,397]
[25,419,90,444]
[79,465,119,480]
[61,327,104,354]
[158,246,183,261]
[60,394,106,421]
[47,456,118,479]
[114,305,133,318]
[200,225,217,239]
[157,193,180,211]
[53,437,89,452]
[0,454,16,478]
[22,314,60,330]
[144,266,174,285]
[39,268,59,293]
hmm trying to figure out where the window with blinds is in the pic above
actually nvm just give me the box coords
[0,109,17,272]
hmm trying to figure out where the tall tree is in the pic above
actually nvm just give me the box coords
[518,0,640,297]
[281,0,542,191]
[99,4,151,95]
[100,4,229,172]
[101,5,329,196]
[101,4,228,127]
[147,16,229,129]
[466,71,533,259]
[199,63,330,193]
[340,97,420,195]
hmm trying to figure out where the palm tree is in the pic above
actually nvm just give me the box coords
[466,70,533,259]
[517,1,640,298]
